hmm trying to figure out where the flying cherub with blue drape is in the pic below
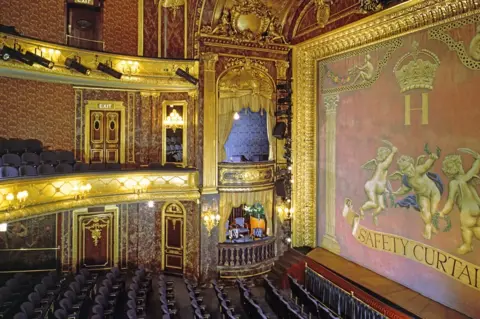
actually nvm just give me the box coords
[389,144,443,240]
[360,140,398,226]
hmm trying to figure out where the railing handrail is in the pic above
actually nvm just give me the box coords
[65,34,105,44]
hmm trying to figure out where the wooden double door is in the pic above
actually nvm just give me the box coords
[90,110,121,163]
[163,203,185,273]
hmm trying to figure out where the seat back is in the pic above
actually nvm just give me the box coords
[54,309,67,319]
[2,153,21,167]
[40,151,57,164]
[27,292,41,307]
[73,162,89,172]
[56,151,75,164]
[20,301,35,316]
[21,152,40,166]
[0,166,19,178]
[37,164,55,175]
[56,163,73,174]
[19,165,37,177]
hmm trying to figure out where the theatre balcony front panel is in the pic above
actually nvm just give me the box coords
[0,169,199,223]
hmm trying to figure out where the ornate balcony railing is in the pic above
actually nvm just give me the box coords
[0,169,199,223]
[0,32,199,90]
[217,236,276,278]
[218,161,275,192]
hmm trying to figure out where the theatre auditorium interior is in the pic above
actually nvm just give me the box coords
[1,0,480,318]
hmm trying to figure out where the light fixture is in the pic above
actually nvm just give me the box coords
[233,112,240,120]
[164,108,184,132]
[5,190,29,210]
[98,62,123,79]
[125,179,150,194]
[65,57,91,75]
[202,199,220,237]
[0,223,7,232]
[25,51,54,69]
[121,60,139,76]
[73,183,92,200]
[0,46,33,65]
[148,201,155,208]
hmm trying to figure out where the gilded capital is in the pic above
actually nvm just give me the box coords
[201,52,219,71]
[276,61,290,81]
[324,95,339,114]
[188,90,198,100]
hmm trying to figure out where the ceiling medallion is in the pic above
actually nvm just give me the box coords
[201,0,287,44]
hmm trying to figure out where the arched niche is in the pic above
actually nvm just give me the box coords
[217,60,276,163]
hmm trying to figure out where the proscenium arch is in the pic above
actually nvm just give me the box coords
[215,64,277,163]
[160,201,187,273]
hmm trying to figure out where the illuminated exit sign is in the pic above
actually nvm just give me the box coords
[74,0,94,5]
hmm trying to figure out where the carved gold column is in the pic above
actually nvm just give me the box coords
[188,90,199,168]
[321,94,340,254]
[201,52,219,194]
[276,61,289,81]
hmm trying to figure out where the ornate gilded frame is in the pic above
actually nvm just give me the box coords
[160,201,187,273]
[291,0,480,248]
[72,205,120,272]
[84,100,126,164]
[162,100,188,167]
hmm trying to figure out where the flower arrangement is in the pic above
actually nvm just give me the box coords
[244,203,265,219]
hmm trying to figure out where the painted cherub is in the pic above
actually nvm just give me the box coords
[389,144,443,240]
[360,141,398,226]
[438,149,480,255]
[349,54,374,84]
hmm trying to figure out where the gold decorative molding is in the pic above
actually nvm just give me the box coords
[0,170,199,223]
[200,0,287,44]
[201,52,219,194]
[201,52,219,71]
[292,0,480,248]
[138,0,144,56]
[85,217,108,247]
[359,0,384,14]
[0,32,199,90]
[313,0,330,28]
[218,162,275,187]
[275,60,290,80]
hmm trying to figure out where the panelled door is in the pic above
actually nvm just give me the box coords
[90,111,121,163]
[163,203,185,273]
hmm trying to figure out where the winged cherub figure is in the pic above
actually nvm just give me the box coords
[438,149,480,254]
[360,141,398,225]
[389,144,443,240]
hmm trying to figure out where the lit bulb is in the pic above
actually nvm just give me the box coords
[290,179,294,184]
[6,193,14,201]
[286,237,292,243]
[85,184,92,191]
[288,166,292,171]
[140,179,150,187]
[148,201,154,208]
[55,50,61,55]
[0,223,7,232]
[215,214,221,221]
[233,112,240,120]
[203,215,209,222]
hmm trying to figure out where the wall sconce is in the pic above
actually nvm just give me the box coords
[121,60,139,76]
[277,204,291,223]
[202,199,220,237]
[164,107,184,132]
[73,183,92,200]
[5,190,29,210]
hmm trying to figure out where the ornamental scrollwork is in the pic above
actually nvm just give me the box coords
[200,0,287,44]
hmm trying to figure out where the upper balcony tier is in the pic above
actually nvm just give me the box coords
[0,168,199,223]
[0,32,199,91]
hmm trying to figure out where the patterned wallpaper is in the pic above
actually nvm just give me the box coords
[0,78,75,151]
[143,0,159,57]
[225,108,269,161]
[0,0,65,44]
[163,7,185,58]
[103,0,138,56]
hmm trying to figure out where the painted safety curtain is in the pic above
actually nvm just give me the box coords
[219,189,274,242]
[218,94,275,162]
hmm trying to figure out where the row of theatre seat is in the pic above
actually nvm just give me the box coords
[0,138,44,156]
[285,275,341,319]
[187,278,211,318]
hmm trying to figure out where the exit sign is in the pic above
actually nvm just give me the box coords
[74,0,94,5]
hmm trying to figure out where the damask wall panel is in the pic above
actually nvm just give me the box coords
[317,18,480,318]
[143,0,159,57]
[103,0,138,56]
[161,7,186,58]
[0,0,65,43]
[0,214,57,271]
[0,78,75,151]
